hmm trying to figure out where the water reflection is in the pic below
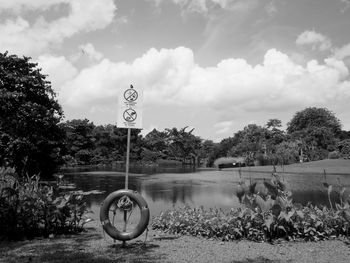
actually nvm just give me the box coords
[64,168,350,221]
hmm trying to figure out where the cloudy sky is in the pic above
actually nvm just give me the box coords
[1,0,350,141]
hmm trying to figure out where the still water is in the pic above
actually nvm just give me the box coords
[64,166,350,221]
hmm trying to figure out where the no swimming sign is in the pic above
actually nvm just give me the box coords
[117,85,143,129]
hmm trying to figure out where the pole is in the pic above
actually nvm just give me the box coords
[125,128,131,189]
[122,128,131,247]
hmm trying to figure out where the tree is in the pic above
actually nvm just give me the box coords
[287,107,341,135]
[0,52,65,176]
[265,119,286,155]
[165,127,202,166]
[143,129,168,154]
[266,119,282,130]
[338,139,350,158]
[287,107,342,160]
[60,119,96,165]
[60,120,143,165]
[230,124,268,161]
[199,140,217,167]
[274,141,299,165]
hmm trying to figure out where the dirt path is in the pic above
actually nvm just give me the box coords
[1,224,350,263]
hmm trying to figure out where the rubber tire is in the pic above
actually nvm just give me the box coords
[100,189,150,241]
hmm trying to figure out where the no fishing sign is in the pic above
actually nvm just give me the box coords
[117,85,143,129]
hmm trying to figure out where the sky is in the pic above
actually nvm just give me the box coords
[1,0,350,142]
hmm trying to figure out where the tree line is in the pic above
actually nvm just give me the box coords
[44,105,350,171]
[1,52,350,178]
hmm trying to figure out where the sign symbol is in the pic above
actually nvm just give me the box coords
[123,109,137,122]
[124,88,138,102]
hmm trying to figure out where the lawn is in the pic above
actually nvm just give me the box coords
[230,159,350,175]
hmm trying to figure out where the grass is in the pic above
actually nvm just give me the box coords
[0,227,164,263]
[230,159,350,175]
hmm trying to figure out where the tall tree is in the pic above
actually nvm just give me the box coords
[287,107,342,160]
[265,119,286,155]
[60,119,96,165]
[165,127,202,165]
[0,52,65,176]
[266,119,282,130]
[287,107,341,135]
[230,124,268,164]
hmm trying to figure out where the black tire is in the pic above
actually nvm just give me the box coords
[100,189,150,241]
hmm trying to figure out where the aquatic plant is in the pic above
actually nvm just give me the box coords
[152,170,350,242]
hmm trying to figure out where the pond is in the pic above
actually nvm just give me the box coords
[63,166,350,222]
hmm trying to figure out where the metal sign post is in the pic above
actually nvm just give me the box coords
[117,84,143,189]
[125,128,131,189]
[118,84,143,246]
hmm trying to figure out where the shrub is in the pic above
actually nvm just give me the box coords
[328,151,340,159]
[152,172,350,242]
[338,139,350,158]
[213,157,245,168]
[156,159,182,167]
[0,167,92,240]
[255,153,271,166]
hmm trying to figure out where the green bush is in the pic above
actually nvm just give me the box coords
[328,151,340,159]
[255,153,271,166]
[152,173,350,242]
[338,139,350,158]
[0,167,92,240]
[213,157,245,168]
[156,159,182,167]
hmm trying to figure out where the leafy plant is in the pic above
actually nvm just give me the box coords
[152,170,350,242]
[0,167,94,240]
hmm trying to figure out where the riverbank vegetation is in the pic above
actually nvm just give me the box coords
[0,167,94,240]
[152,171,350,242]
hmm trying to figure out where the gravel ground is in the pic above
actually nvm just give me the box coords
[1,224,350,263]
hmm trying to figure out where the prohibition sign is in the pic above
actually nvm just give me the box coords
[124,88,138,102]
[123,109,137,122]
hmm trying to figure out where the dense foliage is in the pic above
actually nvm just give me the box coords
[152,172,350,242]
[59,119,142,166]
[0,52,65,177]
[287,107,342,161]
[0,167,92,240]
[59,108,350,168]
[60,123,204,167]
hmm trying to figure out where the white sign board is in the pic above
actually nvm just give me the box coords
[117,85,143,129]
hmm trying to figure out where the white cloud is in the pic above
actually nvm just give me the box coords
[0,0,68,12]
[265,1,278,17]
[214,121,234,134]
[296,30,332,51]
[0,0,116,56]
[79,43,104,61]
[51,47,350,119]
[334,43,350,60]
[148,0,256,14]
[59,47,194,107]
[295,30,350,63]
[37,54,78,93]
